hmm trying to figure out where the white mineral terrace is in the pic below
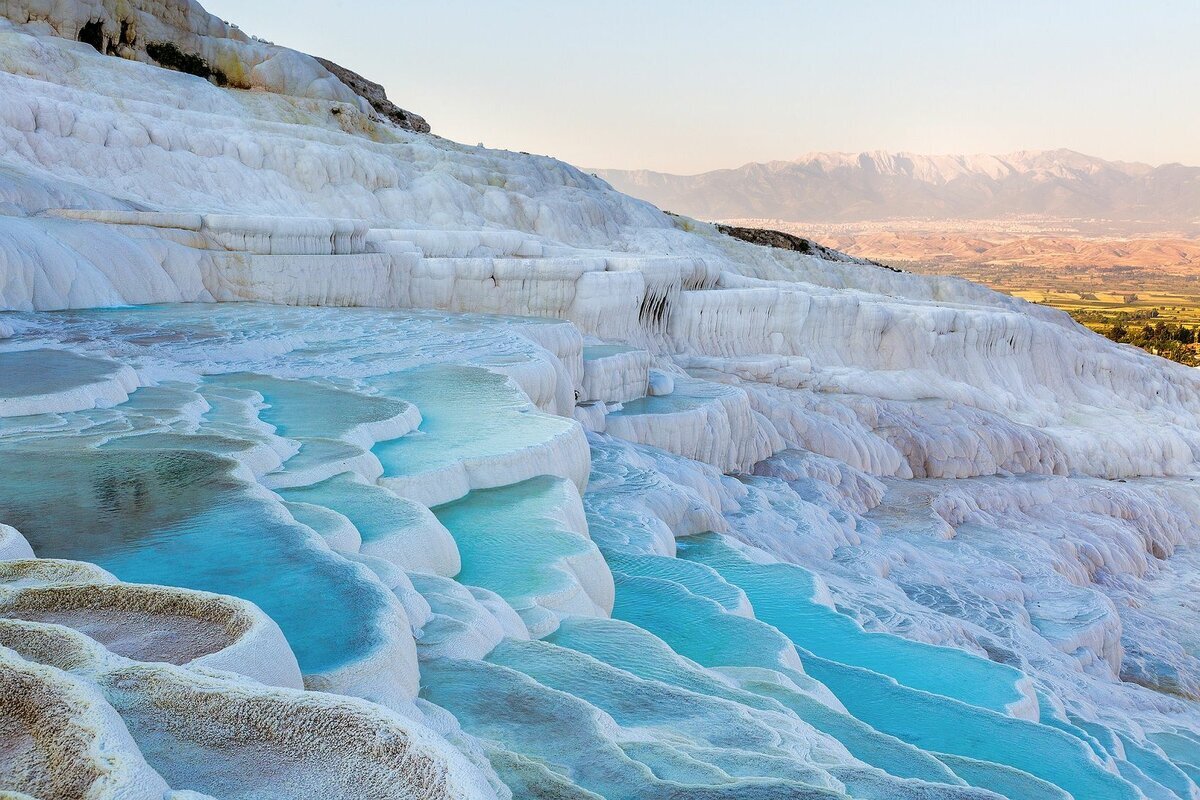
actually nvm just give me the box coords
[2,4,1200,799]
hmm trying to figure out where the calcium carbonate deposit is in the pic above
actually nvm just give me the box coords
[3,3,1200,798]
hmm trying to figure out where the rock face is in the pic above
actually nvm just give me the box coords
[0,0,426,127]
[314,56,430,133]
[715,222,896,269]
[5,2,1200,799]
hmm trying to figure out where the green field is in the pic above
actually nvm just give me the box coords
[893,258,1200,367]
[1011,289,1200,365]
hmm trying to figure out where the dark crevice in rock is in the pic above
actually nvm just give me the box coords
[119,19,136,48]
[639,291,672,328]
[146,41,228,86]
[314,57,430,134]
[77,19,104,52]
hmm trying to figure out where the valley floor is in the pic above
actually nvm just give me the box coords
[722,219,1200,366]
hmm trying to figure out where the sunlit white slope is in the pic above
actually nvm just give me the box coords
[4,14,1200,484]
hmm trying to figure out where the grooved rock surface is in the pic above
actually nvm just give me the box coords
[314,56,430,133]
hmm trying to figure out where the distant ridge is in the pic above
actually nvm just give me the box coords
[595,149,1200,224]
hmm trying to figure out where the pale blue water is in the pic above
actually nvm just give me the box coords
[604,568,968,784]
[278,473,429,549]
[799,653,1138,799]
[2,305,1194,800]
[1038,702,1116,765]
[419,656,852,800]
[1150,732,1200,785]
[677,534,1029,715]
[606,376,735,417]
[548,617,967,786]
[203,372,408,441]
[0,348,122,398]
[434,476,600,630]
[1117,732,1196,799]
[583,344,638,360]
[370,365,574,479]
[934,754,1070,800]
[607,535,1143,799]
[0,441,390,674]
[603,551,748,615]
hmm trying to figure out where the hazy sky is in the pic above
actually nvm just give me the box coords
[204,1,1200,174]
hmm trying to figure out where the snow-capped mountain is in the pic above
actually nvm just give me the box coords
[596,149,1200,223]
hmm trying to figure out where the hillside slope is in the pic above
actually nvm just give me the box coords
[3,5,1200,800]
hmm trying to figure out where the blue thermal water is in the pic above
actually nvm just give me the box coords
[277,472,456,574]
[798,653,1138,799]
[204,372,410,441]
[419,655,855,800]
[676,534,1030,715]
[583,344,639,360]
[370,365,574,482]
[0,441,391,674]
[547,616,968,786]
[1115,732,1195,800]
[3,306,1199,800]
[433,476,605,634]
[1150,732,1200,785]
[606,376,739,417]
[289,473,430,547]
[0,348,123,399]
[605,536,1143,799]
[932,754,1070,800]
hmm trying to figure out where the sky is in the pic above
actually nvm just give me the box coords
[203,1,1200,175]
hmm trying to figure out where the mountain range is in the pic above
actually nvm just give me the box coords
[595,149,1200,226]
